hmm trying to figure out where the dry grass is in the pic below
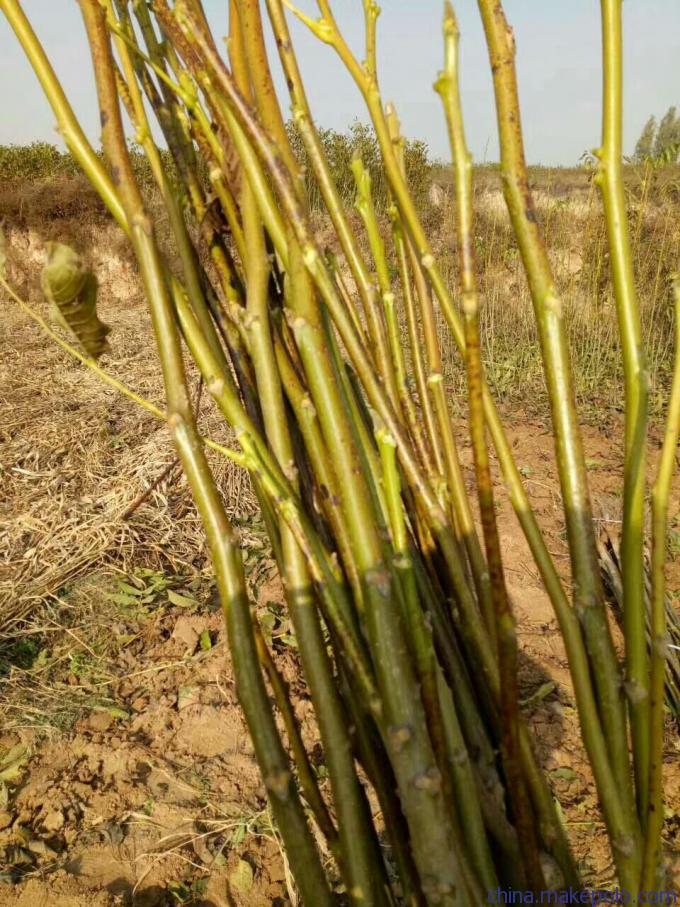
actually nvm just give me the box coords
[0,217,256,635]
[426,168,680,412]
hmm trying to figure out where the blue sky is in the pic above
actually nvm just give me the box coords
[0,1,678,166]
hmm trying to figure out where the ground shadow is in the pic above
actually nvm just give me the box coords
[517,647,567,771]
[105,877,225,907]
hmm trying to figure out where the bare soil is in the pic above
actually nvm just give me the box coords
[0,588,298,906]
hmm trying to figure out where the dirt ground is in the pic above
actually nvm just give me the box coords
[0,419,678,905]
[0,597,292,907]
[1,203,679,905]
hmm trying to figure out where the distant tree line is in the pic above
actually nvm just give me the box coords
[633,106,680,164]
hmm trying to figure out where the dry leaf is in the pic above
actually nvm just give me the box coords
[229,858,254,895]
[41,242,110,359]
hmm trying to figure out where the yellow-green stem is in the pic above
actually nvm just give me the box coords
[641,276,680,887]
[596,0,650,824]
[436,4,542,887]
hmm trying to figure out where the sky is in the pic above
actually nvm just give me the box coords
[0,1,678,166]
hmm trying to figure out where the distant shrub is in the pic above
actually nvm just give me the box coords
[286,119,433,212]
[0,141,179,201]
[0,142,80,181]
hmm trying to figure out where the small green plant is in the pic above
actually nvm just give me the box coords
[108,569,201,616]
[0,638,42,674]
[66,652,97,679]
[167,877,208,904]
